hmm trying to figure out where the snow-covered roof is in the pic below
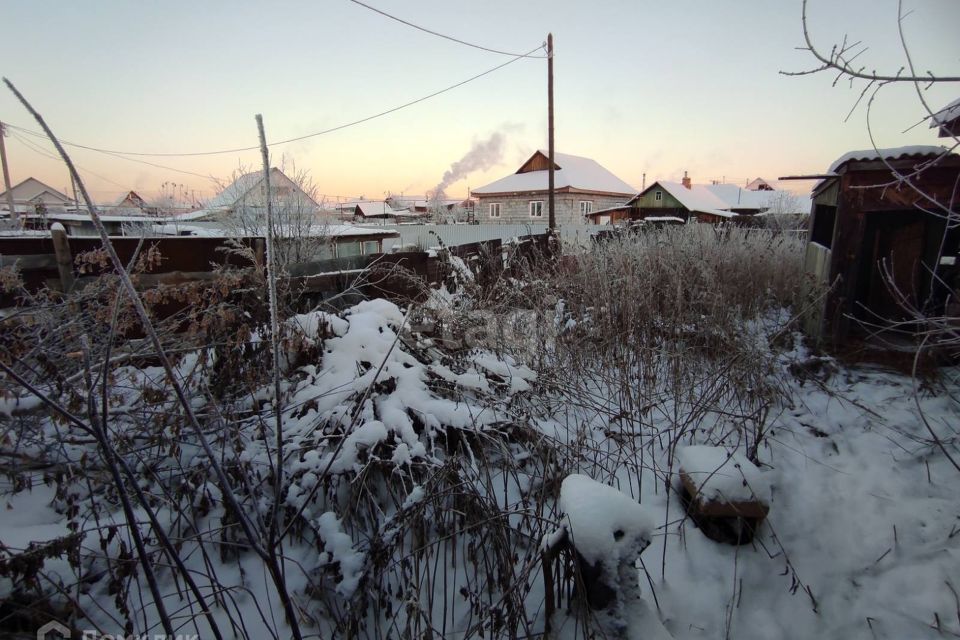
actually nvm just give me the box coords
[648,181,733,217]
[827,146,950,173]
[744,178,773,191]
[150,223,398,238]
[206,171,265,209]
[353,201,423,218]
[929,97,960,129]
[643,216,685,223]
[704,184,775,210]
[20,211,159,223]
[165,208,224,221]
[0,177,73,204]
[472,151,637,196]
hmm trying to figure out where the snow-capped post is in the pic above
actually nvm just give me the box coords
[255,114,287,551]
[553,474,655,636]
[50,222,74,292]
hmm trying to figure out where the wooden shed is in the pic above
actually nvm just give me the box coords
[802,147,960,344]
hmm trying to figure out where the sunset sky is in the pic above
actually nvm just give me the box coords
[1,0,958,205]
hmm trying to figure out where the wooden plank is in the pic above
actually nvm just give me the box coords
[0,253,57,269]
[680,471,769,520]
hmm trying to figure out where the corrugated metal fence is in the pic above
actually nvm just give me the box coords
[378,224,609,251]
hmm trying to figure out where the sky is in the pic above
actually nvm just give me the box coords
[1,0,958,206]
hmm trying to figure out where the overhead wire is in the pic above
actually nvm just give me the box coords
[11,130,131,190]
[346,0,548,59]
[5,44,542,159]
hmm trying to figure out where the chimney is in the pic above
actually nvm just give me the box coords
[681,171,691,190]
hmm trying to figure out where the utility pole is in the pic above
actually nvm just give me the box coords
[547,33,555,230]
[0,121,18,225]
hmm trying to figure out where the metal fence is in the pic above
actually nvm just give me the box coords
[378,223,610,251]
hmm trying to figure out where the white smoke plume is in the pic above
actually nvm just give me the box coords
[435,130,508,195]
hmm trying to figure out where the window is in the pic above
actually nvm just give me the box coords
[655,191,663,202]
[362,240,380,255]
[336,241,362,258]
[579,201,594,216]
[529,200,544,218]
[810,204,837,249]
[489,203,501,218]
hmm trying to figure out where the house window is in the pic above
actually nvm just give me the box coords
[489,203,501,218]
[529,201,544,218]
[655,191,663,202]
[336,241,362,258]
[362,240,380,255]
[579,201,594,216]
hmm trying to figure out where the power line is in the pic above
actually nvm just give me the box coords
[347,0,547,59]
[11,130,131,189]
[6,46,540,159]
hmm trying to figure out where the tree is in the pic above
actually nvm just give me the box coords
[215,157,333,266]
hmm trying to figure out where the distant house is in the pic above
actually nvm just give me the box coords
[802,146,960,343]
[471,151,637,225]
[113,190,152,215]
[339,200,424,222]
[0,177,74,215]
[613,173,807,224]
[931,98,960,138]
[744,178,775,191]
[206,167,318,214]
[628,175,736,224]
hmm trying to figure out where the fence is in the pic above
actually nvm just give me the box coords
[378,223,609,251]
[0,229,553,310]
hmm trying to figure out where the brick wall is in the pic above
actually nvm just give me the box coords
[476,193,631,226]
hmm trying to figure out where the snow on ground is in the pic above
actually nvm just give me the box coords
[564,359,960,639]
[1,292,958,639]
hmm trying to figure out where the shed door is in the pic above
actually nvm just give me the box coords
[858,211,927,322]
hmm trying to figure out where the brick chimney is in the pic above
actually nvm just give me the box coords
[681,171,691,190]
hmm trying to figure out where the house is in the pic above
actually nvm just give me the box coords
[615,173,809,224]
[801,146,960,344]
[744,178,775,191]
[206,167,319,214]
[471,151,637,225]
[0,177,74,215]
[343,200,423,222]
[628,174,737,224]
[113,190,152,215]
[930,98,960,138]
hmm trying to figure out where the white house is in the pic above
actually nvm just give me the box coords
[206,167,318,213]
[471,151,637,225]
[0,177,74,214]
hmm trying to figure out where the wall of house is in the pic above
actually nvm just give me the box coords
[475,193,630,225]
[633,188,683,210]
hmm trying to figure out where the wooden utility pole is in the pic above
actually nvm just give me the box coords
[547,33,555,230]
[0,121,18,225]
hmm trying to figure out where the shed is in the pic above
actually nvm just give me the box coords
[930,98,960,138]
[802,146,960,344]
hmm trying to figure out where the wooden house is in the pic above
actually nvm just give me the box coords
[628,177,736,224]
[471,151,637,225]
[802,146,960,344]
